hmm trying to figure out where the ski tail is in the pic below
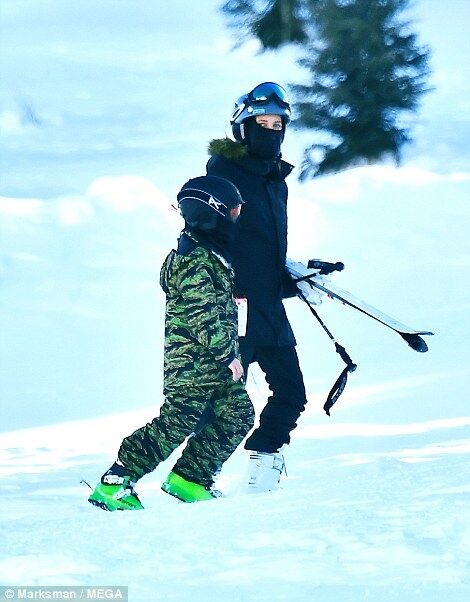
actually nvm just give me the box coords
[399,332,431,353]
[311,278,434,351]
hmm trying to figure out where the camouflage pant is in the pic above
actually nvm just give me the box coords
[118,369,254,488]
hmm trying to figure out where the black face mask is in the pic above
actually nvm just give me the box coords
[245,119,283,160]
[189,216,238,263]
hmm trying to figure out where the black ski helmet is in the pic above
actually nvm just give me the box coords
[230,82,291,142]
[177,175,244,232]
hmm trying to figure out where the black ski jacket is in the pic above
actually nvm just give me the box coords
[206,138,297,347]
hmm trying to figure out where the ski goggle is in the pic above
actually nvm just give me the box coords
[248,82,290,108]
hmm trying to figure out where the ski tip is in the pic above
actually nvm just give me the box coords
[399,332,430,353]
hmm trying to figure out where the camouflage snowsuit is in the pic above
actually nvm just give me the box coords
[118,244,254,488]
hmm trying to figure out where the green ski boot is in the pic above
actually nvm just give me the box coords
[88,463,144,511]
[88,479,144,511]
[161,471,220,503]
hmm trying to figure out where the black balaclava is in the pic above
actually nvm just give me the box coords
[245,118,284,160]
[185,216,237,264]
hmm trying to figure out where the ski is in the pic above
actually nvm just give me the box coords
[286,259,433,353]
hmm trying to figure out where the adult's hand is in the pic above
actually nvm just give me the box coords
[296,279,323,305]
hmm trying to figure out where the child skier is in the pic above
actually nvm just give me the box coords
[88,175,254,510]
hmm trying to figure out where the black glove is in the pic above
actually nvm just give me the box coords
[282,268,299,298]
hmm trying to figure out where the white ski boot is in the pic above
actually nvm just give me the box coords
[246,450,285,493]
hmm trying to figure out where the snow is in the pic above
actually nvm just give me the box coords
[1,409,469,601]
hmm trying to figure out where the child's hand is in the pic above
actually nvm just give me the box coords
[228,358,244,381]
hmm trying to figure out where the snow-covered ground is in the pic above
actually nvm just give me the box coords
[1,401,469,602]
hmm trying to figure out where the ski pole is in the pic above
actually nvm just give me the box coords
[298,291,357,415]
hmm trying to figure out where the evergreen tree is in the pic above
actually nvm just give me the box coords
[221,0,309,49]
[292,0,430,178]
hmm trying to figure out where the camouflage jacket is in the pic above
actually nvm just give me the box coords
[160,242,238,373]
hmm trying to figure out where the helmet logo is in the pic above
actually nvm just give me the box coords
[207,196,223,211]
[231,102,246,122]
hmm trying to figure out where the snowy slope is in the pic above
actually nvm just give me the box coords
[1,406,469,602]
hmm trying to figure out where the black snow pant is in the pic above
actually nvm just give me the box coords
[194,341,308,453]
[240,341,308,453]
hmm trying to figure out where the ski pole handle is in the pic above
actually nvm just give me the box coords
[307,259,344,275]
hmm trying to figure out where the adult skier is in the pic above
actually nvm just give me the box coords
[206,82,308,491]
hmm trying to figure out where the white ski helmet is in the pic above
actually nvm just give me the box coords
[230,82,291,142]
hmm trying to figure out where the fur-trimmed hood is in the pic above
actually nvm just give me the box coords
[208,137,249,160]
[207,137,294,179]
